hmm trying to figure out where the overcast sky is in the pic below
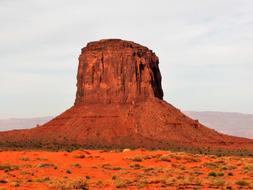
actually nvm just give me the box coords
[0,0,253,118]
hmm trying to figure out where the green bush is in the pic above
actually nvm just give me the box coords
[208,172,217,177]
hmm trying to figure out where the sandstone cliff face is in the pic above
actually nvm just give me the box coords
[75,39,163,105]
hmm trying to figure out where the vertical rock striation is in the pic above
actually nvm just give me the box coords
[75,39,163,105]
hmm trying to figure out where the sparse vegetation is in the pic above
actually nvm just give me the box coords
[112,175,117,180]
[33,177,50,183]
[228,172,233,176]
[96,180,104,188]
[66,169,72,174]
[129,163,142,169]
[159,154,171,162]
[217,172,224,176]
[1,149,253,189]
[85,176,90,180]
[37,163,55,168]
[102,163,122,170]
[208,171,217,177]
[52,178,88,190]
[131,156,143,162]
[73,154,85,159]
[0,164,19,172]
[72,163,81,168]
[115,178,128,188]
[235,180,249,187]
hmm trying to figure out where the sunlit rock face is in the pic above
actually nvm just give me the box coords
[75,39,163,105]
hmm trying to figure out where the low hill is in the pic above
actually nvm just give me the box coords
[185,111,253,139]
[0,117,52,131]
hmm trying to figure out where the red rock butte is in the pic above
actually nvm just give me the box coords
[75,39,163,105]
[0,39,253,151]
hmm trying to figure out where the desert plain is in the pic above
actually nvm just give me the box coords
[1,149,253,190]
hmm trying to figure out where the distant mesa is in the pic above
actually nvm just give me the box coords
[0,39,253,151]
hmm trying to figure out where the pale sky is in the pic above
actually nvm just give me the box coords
[0,0,253,118]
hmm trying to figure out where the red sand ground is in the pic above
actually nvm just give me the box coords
[1,149,253,190]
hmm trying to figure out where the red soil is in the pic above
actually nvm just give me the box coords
[1,149,253,190]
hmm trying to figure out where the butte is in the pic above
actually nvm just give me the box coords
[0,39,253,151]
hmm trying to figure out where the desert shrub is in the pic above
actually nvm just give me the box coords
[37,163,55,168]
[159,155,171,162]
[143,167,154,172]
[235,180,249,187]
[0,164,19,172]
[66,169,72,174]
[203,162,218,169]
[217,172,224,176]
[33,177,50,183]
[102,163,112,170]
[228,172,233,176]
[208,172,217,177]
[112,167,122,170]
[115,178,128,188]
[85,176,90,180]
[143,155,153,160]
[146,177,167,185]
[112,175,117,180]
[71,179,88,190]
[129,163,142,170]
[102,164,122,170]
[132,156,143,162]
[241,165,253,173]
[54,178,88,190]
[96,180,104,188]
[73,154,85,159]
[72,163,81,168]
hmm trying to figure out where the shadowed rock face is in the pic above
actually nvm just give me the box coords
[75,39,163,105]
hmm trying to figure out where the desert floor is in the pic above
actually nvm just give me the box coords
[0,149,253,190]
